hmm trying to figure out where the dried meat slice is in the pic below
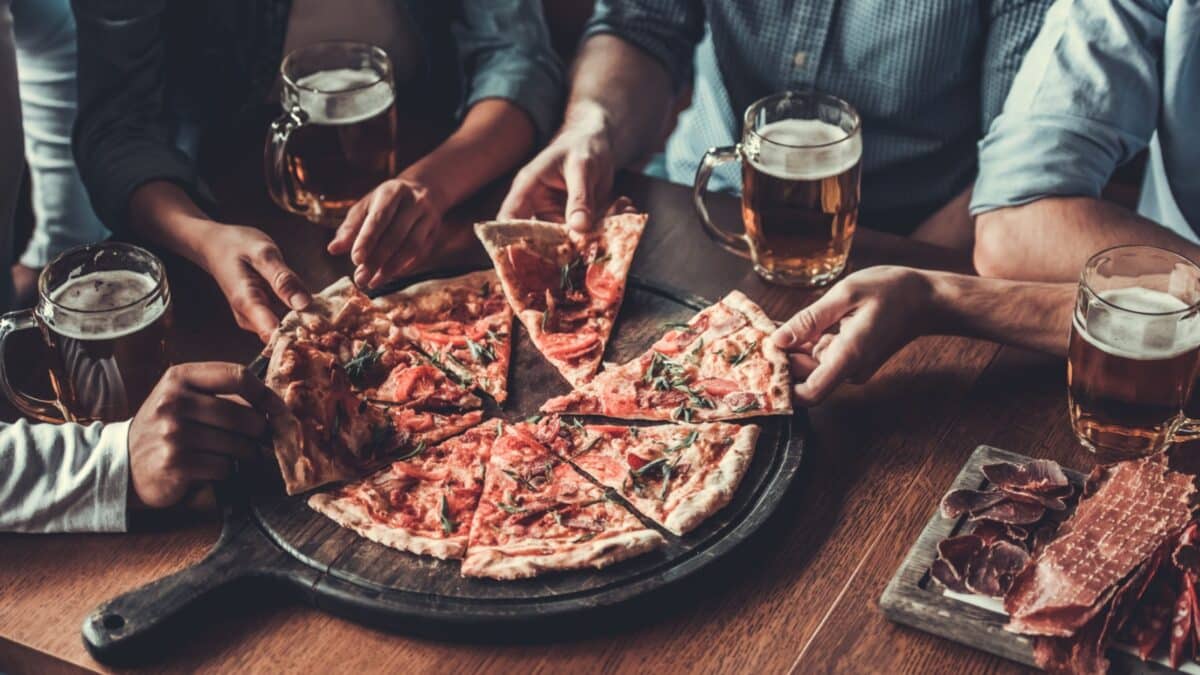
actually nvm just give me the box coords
[475,214,644,386]
[1005,457,1197,637]
[965,540,1030,597]
[940,488,1009,519]
[982,459,1070,495]
[461,420,666,579]
[542,291,791,422]
[968,499,1046,526]
[308,422,496,559]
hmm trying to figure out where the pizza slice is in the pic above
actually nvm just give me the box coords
[460,420,666,579]
[374,270,514,403]
[265,335,408,494]
[541,291,792,422]
[475,212,645,386]
[308,422,497,559]
[559,420,760,536]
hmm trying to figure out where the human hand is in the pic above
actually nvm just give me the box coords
[327,175,447,289]
[770,266,936,405]
[498,127,614,232]
[199,224,311,342]
[127,363,287,509]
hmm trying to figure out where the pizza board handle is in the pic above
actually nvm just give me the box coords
[80,515,293,665]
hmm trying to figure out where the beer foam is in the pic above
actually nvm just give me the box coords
[1077,287,1200,360]
[747,119,862,181]
[44,270,167,341]
[294,68,393,126]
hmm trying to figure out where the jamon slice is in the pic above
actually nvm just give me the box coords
[474,213,645,386]
[1004,457,1197,637]
[308,422,496,559]
[461,420,665,579]
[558,420,760,535]
[542,291,791,422]
[982,460,1070,495]
[372,270,514,403]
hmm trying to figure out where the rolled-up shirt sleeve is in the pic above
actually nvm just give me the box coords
[970,0,1165,215]
[71,0,215,233]
[584,0,705,92]
[453,0,565,143]
[0,419,130,533]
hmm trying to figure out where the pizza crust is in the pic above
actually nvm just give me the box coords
[460,529,666,580]
[264,335,342,495]
[308,492,467,560]
[267,277,360,354]
[664,424,760,535]
[720,291,792,415]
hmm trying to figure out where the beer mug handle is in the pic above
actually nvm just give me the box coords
[0,310,64,423]
[693,145,752,260]
[264,107,310,216]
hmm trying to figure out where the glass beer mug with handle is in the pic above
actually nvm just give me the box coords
[1068,245,1200,462]
[0,243,172,423]
[693,91,862,287]
[266,41,398,227]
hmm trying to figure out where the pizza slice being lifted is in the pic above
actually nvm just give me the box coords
[557,419,760,536]
[542,291,792,422]
[308,422,497,559]
[461,419,666,580]
[475,212,645,386]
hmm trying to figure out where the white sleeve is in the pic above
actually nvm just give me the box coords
[0,418,131,532]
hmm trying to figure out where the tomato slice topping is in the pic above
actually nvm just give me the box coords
[625,452,648,470]
[504,244,559,297]
[588,424,629,437]
[586,263,621,306]
[380,365,441,402]
[540,331,601,361]
[695,377,739,398]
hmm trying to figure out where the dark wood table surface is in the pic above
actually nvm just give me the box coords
[0,151,1090,674]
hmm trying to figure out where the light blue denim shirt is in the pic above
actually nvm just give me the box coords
[971,0,1200,234]
[589,0,1052,234]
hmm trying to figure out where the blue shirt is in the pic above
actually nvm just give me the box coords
[587,0,1052,234]
[971,0,1200,235]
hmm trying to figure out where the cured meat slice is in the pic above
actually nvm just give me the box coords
[1005,457,1197,637]
[982,459,1070,495]
[965,540,1030,597]
[931,535,983,594]
[940,488,1008,519]
[968,499,1045,526]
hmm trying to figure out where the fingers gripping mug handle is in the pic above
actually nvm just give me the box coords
[0,310,64,422]
[264,107,309,215]
[693,145,752,259]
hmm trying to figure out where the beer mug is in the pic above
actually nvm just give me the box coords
[693,91,862,287]
[266,41,398,226]
[1068,245,1200,461]
[0,243,172,423]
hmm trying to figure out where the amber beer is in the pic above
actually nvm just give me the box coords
[267,42,397,226]
[741,119,861,285]
[1066,246,1200,461]
[694,91,862,287]
[0,243,171,423]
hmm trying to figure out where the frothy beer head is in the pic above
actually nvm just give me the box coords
[748,119,862,181]
[294,68,393,126]
[45,270,168,341]
[1077,287,1200,361]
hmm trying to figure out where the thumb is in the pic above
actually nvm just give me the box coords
[771,288,853,350]
[564,154,596,231]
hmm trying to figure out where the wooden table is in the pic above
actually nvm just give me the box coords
[0,155,1088,674]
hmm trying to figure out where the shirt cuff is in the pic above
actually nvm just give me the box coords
[464,58,563,145]
[91,420,131,533]
[970,112,1136,215]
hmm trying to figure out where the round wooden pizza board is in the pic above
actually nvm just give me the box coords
[82,276,805,664]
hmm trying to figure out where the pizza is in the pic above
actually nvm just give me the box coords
[460,419,667,580]
[308,422,497,559]
[541,291,791,422]
[371,270,514,403]
[558,419,760,535]
[475,212,645,386]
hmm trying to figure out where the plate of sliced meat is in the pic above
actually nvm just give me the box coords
[82,222,805,663]
[882,445,1200,675]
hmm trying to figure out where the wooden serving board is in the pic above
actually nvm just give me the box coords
[81,275,805,665]
[880,445,1181,674]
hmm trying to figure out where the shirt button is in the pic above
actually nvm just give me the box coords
[793,51,807,68]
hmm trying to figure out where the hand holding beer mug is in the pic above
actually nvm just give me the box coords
[0,243,172,423]
[1068,245,1200,462]
[693,91,862,287]
[266,41,398,227]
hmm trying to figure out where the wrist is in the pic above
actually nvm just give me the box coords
[397,165,451,214]
[922,270,960,335]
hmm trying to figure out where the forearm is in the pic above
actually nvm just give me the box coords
[975,197,1200,282]
[927,271,1074,356]
[562,34,674,168]
[128,181,222,268]
[402,99,534,209]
